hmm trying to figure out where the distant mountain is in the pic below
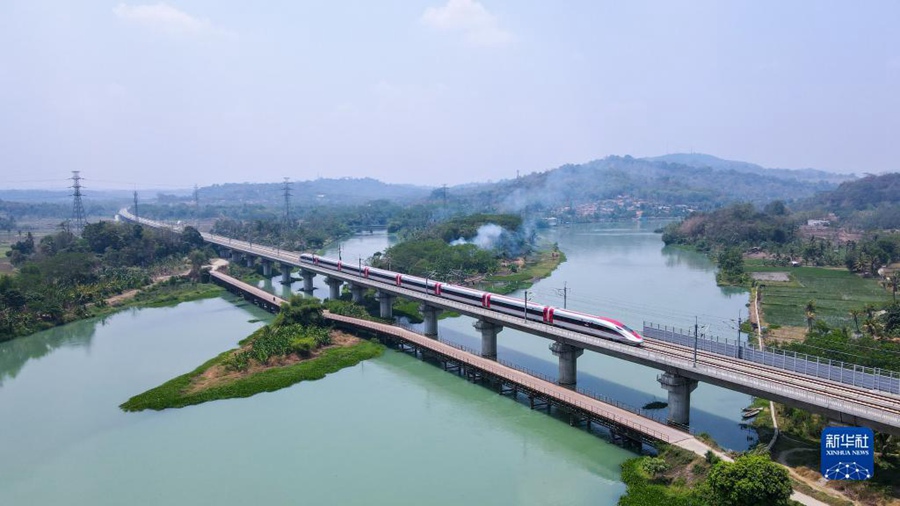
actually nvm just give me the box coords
[799,173,900,229]
[199,177,431,206]
[448,155,843,214]
[0,189,150,203]
[646,153,855,185]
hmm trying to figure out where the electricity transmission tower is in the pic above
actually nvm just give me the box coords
[70,171,87,235]
[133,190,139,220]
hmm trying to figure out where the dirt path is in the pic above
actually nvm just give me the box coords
[103,267,197,306]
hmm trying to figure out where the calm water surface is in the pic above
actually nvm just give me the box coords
[294,223,756,449]
[0,222,754,505]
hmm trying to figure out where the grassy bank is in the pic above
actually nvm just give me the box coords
[618,446,710,506]
[122,279,224,309]
[120,339,383,411]
[482,248,566,295]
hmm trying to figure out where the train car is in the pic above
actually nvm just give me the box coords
[482,293,551,323]
[438,283,485,305]
[298,253,642,346]
[552,308,643,345]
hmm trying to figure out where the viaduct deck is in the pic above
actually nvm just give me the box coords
[209,265,830,506]
[122,209,900,437]
[210,268,690,446]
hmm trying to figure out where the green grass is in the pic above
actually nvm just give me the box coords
[481,248,566,295]
[746,265,891,327]
[125,281,224,309]
[618,447,707,506]
[120,340,383,411]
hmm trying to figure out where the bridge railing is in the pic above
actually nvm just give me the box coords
[643,322,900,396]
[393,323,677,430]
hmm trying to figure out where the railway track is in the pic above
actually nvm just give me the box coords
[646,338,900,417]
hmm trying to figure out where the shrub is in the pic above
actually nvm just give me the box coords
[642,457,670,478]
[223,351,250,372]
[290,337,316,357]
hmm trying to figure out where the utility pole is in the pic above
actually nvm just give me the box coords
[133,190,139,220]
[523,290,529,321]
[556,282,569,309]
[693,316,699,367]
[282,177,292,224]
[70,171,86,235]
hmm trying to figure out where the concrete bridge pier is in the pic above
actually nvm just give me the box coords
[474,320,503,360]
[301,269,317,292]
[219,247,232,259]
[244,254,256,268]
[350,283,366,304]
[550,341,584,388]
[280,264,293,285]
[325,277,343,300]
[420,304,442,337]
[376,290,395,319]
[261,259,273,277]
[658,372,698,427]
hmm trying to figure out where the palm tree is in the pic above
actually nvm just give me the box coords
[805,300,817,330]
[849,308,862,334]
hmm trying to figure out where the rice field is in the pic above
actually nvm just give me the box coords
[745,262,892,328]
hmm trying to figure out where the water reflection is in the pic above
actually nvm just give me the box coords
[0,316,98,386]
[661,244,718,271]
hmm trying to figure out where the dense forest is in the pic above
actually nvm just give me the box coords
[798,173,900,229]
[0,221,208,341]
[662,202,900,277]
[372,213,531,281]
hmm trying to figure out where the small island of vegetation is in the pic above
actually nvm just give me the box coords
[120,296,383,411]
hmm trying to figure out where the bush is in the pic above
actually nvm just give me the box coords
[707,454,792,506]
[642,457,670,478]
[290,337,316,357]
[223,351,250,372]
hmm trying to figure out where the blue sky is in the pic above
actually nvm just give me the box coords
[1,1,898,189]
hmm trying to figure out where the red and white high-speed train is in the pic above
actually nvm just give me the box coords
[299,253,643,346]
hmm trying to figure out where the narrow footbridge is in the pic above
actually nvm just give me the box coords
[120,209,900,436]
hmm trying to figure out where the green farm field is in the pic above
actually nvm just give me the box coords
[746,261,892,328]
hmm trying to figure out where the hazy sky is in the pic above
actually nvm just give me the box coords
[1,1,898,190]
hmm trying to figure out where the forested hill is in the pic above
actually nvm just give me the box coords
[798,173,900,229]
[200,178,430,206]
[646,153,854,185]
[448,155,843,213]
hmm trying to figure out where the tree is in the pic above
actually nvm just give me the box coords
[180,226,205,250]
[805,300,817,330]
[717,247,745,284]
[849,308,862,334]
[188,249,207,280]
[274,295,324,328]
[706,454,792,506]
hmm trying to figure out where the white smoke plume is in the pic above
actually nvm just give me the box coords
[450,223,505,249]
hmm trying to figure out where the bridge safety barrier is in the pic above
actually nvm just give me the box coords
[643,322,900,395]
